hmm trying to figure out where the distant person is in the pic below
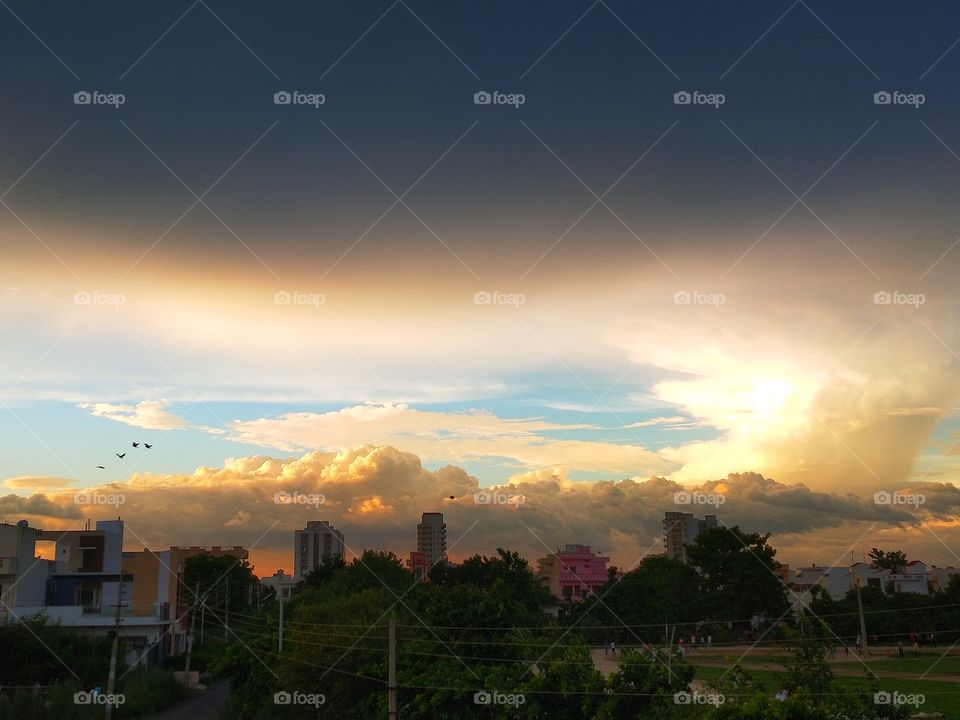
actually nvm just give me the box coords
[844,643,849,657]
[913,640,919,657]
[707,634,712,648]
[604,640,610,655]
[609,641,616,655]
[898,640,904,658]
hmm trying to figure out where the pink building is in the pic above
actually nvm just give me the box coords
[537,544,610,600]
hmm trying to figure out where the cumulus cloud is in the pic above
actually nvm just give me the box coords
[614,301,960,491]
[6,445,955,575]
[0,493,82,520]
[78,400,186,430]
[225,403,676,477]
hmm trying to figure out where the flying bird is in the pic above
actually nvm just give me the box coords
[448,495,455,500]
[132,442,139,447]
[96,466,105,469]
[116,453,125,459]
[144,443,153,449]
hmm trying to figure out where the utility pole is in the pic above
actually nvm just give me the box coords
[388,618,397,720]
[104,572,127,720]
[224,576,229,643]
[855,575,869,655]
[278,593,284,652]
[667,624,675,681]
[852,550,869,656]
[184,582,200,676]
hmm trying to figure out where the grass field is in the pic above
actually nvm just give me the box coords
[690,661,960,716]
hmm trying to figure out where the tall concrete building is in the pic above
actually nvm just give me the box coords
[294,521,345,579]
[663,512,717,563]
[417,513,447,569]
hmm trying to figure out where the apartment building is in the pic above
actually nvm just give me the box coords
[663,512,718,562]
[536,544,610,600]
[416,513,447,569]
[2,520,173,667]
[294,521,345,579]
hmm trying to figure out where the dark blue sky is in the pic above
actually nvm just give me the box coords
[3,1,960,283]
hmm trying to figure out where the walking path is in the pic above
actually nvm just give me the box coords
[147,681,230,720]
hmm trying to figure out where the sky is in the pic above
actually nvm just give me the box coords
[3,1,960,577]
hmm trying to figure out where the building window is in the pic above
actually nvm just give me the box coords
[77,583,101,612]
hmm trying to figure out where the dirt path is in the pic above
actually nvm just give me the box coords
[147,681,230,720]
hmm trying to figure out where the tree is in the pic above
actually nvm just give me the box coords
[184,552,256,614]
[596,648,693,719]
[781,616,832,695]
[570,555,702,645]
[867,548,907,574]
[686,526,788,622]
[298,555,346,589]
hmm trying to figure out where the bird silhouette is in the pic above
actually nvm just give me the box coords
[132,442,139,448]
[448,495,455,500]
[144,444,153,449]
[116,453,125,459]
[96,465,105,469]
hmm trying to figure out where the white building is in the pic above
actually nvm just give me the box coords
[791,560,940,607]
[417,513,447,569]
[294,521,345,579]
[929,565,960,592]
[0,520,48,608]
[887,560,930,595]
[1,519,173,667]
[260,569,298,601]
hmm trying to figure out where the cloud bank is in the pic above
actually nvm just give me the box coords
[5,445,956,574]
